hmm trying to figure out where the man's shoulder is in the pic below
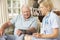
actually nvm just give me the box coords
[15,14,21,18]
[31,16,38,21]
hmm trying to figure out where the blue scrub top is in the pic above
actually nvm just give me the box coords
[40,11,59,40]
[32,11,60,40]
[41,11,59,34]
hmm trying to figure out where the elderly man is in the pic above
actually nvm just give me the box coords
[0,5,37,40]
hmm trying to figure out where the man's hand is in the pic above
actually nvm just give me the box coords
[33,33,41,38]
[16,29,23,36]
[27,27,36,33]
[0,29,4,37]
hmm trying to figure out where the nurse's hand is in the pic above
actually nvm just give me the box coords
[16,29,23,36]
[33,33,41,38]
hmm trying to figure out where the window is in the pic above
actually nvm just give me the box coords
[7,0,20,18]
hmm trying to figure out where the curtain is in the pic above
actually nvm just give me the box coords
[0,0,9,28]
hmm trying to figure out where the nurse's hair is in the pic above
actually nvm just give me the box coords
[40,0,54,11]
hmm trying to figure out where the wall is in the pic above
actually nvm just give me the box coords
[51,0,60,10]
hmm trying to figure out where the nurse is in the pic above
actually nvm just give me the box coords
[32,1,59,40]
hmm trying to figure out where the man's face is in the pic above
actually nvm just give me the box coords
[22,7,31,19]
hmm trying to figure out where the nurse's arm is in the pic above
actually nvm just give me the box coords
[41,28,59,38]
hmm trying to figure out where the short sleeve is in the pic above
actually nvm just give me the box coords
[51,14,59,28]
[10,16,18,24]
[31,18,38,29]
